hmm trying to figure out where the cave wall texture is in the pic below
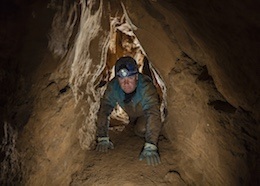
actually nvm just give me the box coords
[0,0,259,185]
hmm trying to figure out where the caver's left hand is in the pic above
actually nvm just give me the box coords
[139,143,161,166]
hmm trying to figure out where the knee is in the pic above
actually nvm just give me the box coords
[134,122,146,137]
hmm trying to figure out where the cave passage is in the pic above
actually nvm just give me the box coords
[99,15,167,127]
[0,0,259,185]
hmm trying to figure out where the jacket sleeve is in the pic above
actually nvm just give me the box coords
[142,76,162,145]
[96,82,117,137]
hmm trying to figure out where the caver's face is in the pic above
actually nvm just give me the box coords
[118,74,138,94]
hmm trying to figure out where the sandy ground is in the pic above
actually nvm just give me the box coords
[70,124,184,186]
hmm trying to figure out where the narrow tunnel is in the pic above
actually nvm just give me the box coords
[0,0,259,185]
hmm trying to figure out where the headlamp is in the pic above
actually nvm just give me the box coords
[117,67,138,77]
[115,57,138,78]
[118,68,129,77]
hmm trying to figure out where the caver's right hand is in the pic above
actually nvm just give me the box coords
[95,137,114,152]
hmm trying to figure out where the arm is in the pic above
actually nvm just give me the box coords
[95,82,117,152]
[141,76,162,145]
[144,104,162,145]
[96,82,116,137]
[139,75,162,165]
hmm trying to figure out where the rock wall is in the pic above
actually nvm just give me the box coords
[116,0,259,184]
[0,0,259,185]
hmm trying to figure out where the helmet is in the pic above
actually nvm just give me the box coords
[115,56,138,78]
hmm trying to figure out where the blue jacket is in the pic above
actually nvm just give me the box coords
[96,73,162,145]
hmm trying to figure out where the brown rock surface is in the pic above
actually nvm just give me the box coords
[0,0,259,185]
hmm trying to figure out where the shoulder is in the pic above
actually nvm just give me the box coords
[139,73,152,82]
[102,78,121,105]
[138,73,156,90]
[137,73,160,108]
[106,77,119,90]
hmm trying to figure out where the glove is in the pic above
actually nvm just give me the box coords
[139,143,161,166]
[95,137,114,152]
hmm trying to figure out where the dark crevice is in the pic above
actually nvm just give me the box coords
[197,65,213,81]
[142,57,153,80]
[208,100,236,113]
[59,85,70,94]
[97,80,107,88]
[180,51,192,60]
[46,81,56,88]
[168,169,186,183]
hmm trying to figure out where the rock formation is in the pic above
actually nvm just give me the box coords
[0,0,259,185]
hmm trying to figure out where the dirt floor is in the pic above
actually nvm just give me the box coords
[70,124,184,186]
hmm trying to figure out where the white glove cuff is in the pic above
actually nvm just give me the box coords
[98,137,109,142]
[144,143,157,150]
